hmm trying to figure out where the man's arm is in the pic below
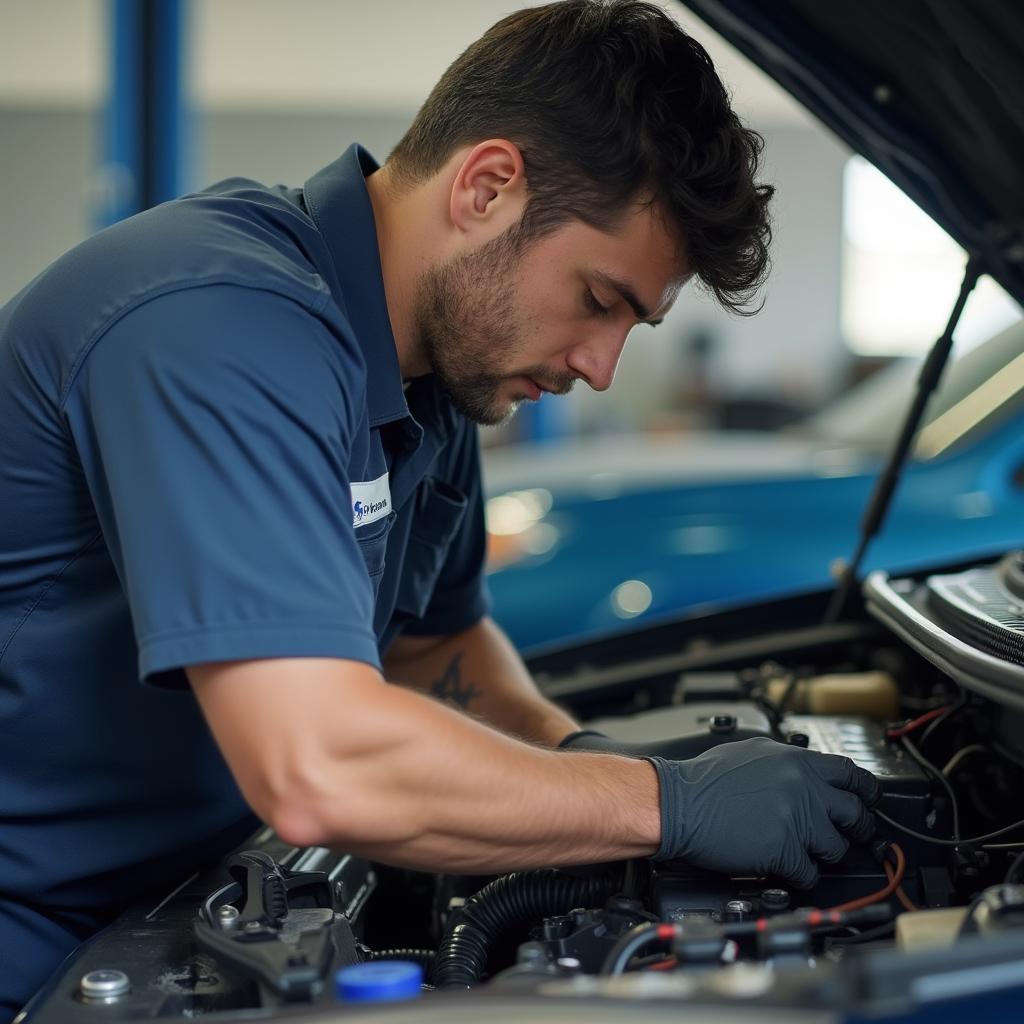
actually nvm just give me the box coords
[186,657,659,873]
[381,616,578,746]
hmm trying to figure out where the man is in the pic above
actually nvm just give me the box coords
[0,1,879,1013]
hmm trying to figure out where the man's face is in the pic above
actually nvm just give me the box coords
[414,202,684,426]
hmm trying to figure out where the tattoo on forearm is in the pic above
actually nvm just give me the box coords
[430,652,482,709]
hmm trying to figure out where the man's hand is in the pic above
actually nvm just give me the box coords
[648,736,881,888]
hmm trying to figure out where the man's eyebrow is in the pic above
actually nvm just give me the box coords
[592,271,664,326]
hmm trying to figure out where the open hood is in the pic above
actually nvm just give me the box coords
[678,0,1024,306]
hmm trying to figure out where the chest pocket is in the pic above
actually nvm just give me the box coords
[356,511,397,585]
[396,477,468,619]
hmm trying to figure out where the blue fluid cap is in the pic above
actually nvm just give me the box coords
[335,961,424,1003]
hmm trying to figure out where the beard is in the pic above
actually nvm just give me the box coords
[414,226,575,426]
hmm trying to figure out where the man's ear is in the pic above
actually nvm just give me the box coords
[449,140,527,241]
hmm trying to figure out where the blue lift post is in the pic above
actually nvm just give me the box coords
[100,0,189,228]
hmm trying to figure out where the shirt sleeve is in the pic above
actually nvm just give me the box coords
[62,283,382,685]
[400,418,492,638]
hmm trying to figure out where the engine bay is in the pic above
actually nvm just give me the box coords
[22,551,1024,1022]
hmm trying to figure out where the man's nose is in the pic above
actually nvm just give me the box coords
[565,328,629,392]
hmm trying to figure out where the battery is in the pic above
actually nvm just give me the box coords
[785,714,944,859]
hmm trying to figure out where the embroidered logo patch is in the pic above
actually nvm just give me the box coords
[351,473,392,528]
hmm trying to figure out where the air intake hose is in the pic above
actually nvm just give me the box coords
[367,948,436,983]
[434,868,622,988]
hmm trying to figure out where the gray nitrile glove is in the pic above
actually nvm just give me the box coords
[648,736,881,888]
[559,728,768,761]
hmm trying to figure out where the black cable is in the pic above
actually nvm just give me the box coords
[917,693,966,749]
[954,852,1024,940]
[602,923,668,976]
[825,919,896,947]
[875,809,1024,846]
[605,908,893,975]
[991,738,1024,768]
[956,893,985,939]
[777,671,803,715]
[900,694,957,712]
[750,691,785,740]
[901,734,960,842]
[1005,850,1024,884]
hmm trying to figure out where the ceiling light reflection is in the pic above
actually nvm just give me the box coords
[612,580,653,618]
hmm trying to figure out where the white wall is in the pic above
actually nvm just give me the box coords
[0,0,106,107]
[0,1,811,122]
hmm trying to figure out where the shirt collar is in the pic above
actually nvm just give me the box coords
[303,144,408,427]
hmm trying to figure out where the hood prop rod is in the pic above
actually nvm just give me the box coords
[824,255,982,623]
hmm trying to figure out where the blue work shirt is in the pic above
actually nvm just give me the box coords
[0,144,490,1014]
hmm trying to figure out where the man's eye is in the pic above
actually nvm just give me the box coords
[585,289,610,316]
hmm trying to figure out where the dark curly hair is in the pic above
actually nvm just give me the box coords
[388,0,774,314]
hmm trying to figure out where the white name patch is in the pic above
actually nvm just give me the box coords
[351,473,392,528]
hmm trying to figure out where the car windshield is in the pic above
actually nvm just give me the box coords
[804,313,1024,457]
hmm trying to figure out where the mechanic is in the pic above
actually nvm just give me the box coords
[0,1,880,1015]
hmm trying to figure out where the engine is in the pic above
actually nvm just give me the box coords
[21,554,1024,1021]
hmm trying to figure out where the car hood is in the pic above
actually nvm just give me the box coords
[678,0,1024,306]
[482,432,872,499]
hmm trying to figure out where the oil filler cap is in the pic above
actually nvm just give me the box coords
[79,969,130,1001]
[335,961,423,1003]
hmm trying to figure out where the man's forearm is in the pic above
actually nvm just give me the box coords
[190,657,660,873]
[382,617,579,745]
[334,686,660,871]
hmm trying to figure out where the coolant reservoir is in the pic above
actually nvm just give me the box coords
[895,907,969,951]
[766,671,900,719]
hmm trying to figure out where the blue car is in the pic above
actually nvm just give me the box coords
[484,317,1024,650]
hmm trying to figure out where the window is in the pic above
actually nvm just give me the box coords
[841,157,1020,357]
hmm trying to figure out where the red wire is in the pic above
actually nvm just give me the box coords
[884,852,919,912]
[827,843,906,913]
[886,706,949,739]
[648,957,678,971]
[646,843,918,973]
